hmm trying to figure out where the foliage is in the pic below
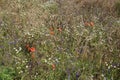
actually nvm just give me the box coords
[0,67,15,80]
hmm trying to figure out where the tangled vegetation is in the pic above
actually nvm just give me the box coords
[0,0,120,80]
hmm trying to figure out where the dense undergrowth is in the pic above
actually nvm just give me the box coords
[0,0,120,80]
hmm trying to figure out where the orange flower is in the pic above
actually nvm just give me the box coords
[90,22,94,27]
[50,31,54,35]
[29,47,36,52]
[49,27,54,31]
[26,44,30,52]
[52,64,55,70]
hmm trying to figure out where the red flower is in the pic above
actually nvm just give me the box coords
[90,22,94,27]
[25,44,36,52]
[84,22,94,27]
[50,31,55,35]
[49,27,54,31]
[29,47,36,52]
[52,64,56,70]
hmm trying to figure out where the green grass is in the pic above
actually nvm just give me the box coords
[0,0,120,80]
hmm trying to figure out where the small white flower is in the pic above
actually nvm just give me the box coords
[44,59,47,63]
[22,61,25,63]
[101,74,104,77]
[110,65,113,67]
[19,47,22,51]
[20,70,23,74]
[106,63,108,66]
[108,66,111,69]
[105,62,107,64]
[32,35,34,37]
[16,61,20,64]
[16,67,19,69]
[55,58,59,63]
[48,58,51,60]
[18,72,21,74]
[34,75,37,78]
[26,65,29,68]
[36,72,38,75]
[113,66,116,68]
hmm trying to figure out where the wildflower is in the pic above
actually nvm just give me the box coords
[49,27,54,31]
[29,47,36,52]
[84,22,94,27]
[26,65,29,68]
[90,22,94,26]
[52,63,55,70]
[50,31,54,35]
[26,44,36,53]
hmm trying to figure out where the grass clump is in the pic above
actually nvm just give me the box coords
[0,67,15,80]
